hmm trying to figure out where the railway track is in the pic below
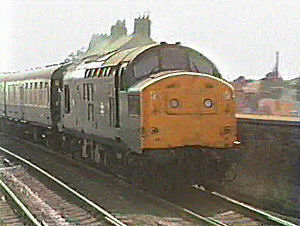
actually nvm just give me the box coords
[0,144,242,226]
[0,150,127,225]
[0,177,29,225]
[0,134,205,225]
[0,133,298,226]
[188,185,298,226]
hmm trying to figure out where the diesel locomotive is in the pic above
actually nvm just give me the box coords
[0,20,239,188]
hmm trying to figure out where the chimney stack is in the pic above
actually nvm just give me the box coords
[110,20,127,40]
[133,15,151,38]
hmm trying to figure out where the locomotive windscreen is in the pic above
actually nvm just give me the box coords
[133,46,217,79]
[160,48,187,70]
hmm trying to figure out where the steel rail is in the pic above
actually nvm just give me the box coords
[0,178,42,226]
[193,185,297,226]
[0,146,126,226]
[211,191,297,226]
[8,136,225,226]
[183,208,228,226]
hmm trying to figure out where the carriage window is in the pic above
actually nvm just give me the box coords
[40,82,43,89]
[25,83,28,89]
[128,95,140,116]
[13,86,16,100]
[161,48,187,70]
[133,52,159,78]
[45,82,49,88]
[64,85,70,113]
[30,83,33,89]
[34,82,38,89]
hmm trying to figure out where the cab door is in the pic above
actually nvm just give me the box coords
[110,62,128,128]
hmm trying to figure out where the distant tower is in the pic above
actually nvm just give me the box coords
[133,15,151,38]
[273,51,279,78]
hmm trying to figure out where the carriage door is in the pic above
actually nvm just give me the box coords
[3,82,7,117]
[19,83,25,119]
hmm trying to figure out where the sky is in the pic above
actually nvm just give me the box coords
[0,0,299,81]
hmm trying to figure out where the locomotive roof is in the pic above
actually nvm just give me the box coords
[128,71,233,93]
[64,43,158,80]
[78,43,157,68]
[0,65,61,82]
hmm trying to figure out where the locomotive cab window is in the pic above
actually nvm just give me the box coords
[64,85,70,113]
[133,51,159,78]
[160,48,187,70]
[188,51,213,75]
[128,95,140,116]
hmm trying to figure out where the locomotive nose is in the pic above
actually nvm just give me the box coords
[139,72,237,149]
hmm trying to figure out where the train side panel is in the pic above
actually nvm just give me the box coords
[0,80,7,118]
[60,71,121,144]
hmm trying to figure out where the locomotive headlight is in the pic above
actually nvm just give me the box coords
[203,99,213,108]
[224,90,231,100]
[169,99,179,108]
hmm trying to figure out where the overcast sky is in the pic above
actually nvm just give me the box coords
[0,0,299,80]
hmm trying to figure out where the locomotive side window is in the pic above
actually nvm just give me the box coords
[83,84,86,100]
[83,83,93,101]
[86,84,90,101]
[133,52,159,78]
[87,84,93,101]
[128,95,140,116]
[88,103,94,121]
[64,85,70,113]
[90,84,94,101]
[160,48,187,70]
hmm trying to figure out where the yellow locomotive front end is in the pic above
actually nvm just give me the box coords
[140,72,237,150]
